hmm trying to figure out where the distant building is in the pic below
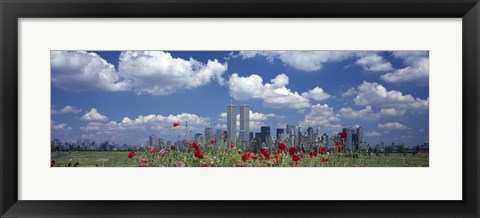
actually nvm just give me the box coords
[227,104,237,142]
[239,105,250,143]
[342,127,355,148]
[255,132,261,139]
[286,125,295,137]
[204,127,213,141]
[148,135,158,147]
[249,132,254,142]
[306,127,314,141]
[215,129,224,141]
[194,133,203,143]
[356,126,364,148]
[260,126,271,145]
[276,128,284,140]
[321,133,329,146]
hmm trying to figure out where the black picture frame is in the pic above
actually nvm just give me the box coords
[1,0,479,217]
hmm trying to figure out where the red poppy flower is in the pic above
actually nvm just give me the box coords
[299,153,305,159]
[292,154,300,162]
[128,151,135,159]
[173,122,180,127]
[242,152,253,162]
[149,148,156,154]
[230,141,235,148]
[278,143,286,151]
[194,150,204,159]
[289,147,296,155]
[210,138,216,145]
[170,146,176,150]
[321,157,329,163]
[191,142,200,151]
[274,153,281,161]
[51,160,56,167]
[260,153,271,160]
[309,151,318,157]
[319,146,327,155]
[210,163,216,167]
[260,147,268,155]
[202,164,209,167]
[335,140,344,146]
[339,132,347,139]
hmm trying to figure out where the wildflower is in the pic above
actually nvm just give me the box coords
[139,157,147,163]
[194,150,204,159]
[230,141,235,148]
[292,154,301,162]
[242,152,253,162]
[128,151,135,159]
[299,153,305,159]
[321,157,329,163]
[159,148,166,157]
[176,162,186,167]
[51,160,56,167]
[170,146,176,150]
[319,146,327,155]
[210,138,216,145]
[260,147,268,155]
[95,164,99,167]
[261,153,271,160]
[339,132,347,139]
[149,148,156,154]
[278,143,286,151]
[191,142,200,152]
[309,151,318,157]
[202,164,209,167]
[173,122,180,127]
[210,163,216,167]
[289,147,296,155]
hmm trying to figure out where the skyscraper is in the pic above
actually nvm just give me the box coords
[307,127,314,141]
[239,105,250,143]
[276,128,284,140]
[204,127,213,141]
[260,126,271,145]
[148,135,157,147]
[321,133,329,146]
[227,104,236,142]
[249,132,254,142]
[342,127,355,148]
[356,126,365,147]
[286,125,295,137]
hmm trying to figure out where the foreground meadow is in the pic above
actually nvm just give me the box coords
[51,142,429,167]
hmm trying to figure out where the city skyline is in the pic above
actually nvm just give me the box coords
[51,50,429,146]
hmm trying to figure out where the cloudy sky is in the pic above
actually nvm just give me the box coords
[51,50,429,146]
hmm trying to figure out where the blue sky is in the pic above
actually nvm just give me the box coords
[51,51,429,146]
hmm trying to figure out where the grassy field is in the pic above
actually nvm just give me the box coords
[51,146,429,167]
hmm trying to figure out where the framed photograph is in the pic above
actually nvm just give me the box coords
[1,0,479,217]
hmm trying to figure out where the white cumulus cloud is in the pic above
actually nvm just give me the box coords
[381,51,429,83]
[377,122,407,130]
[366,131,382,137]
[118,51,228,95]
[228,73,311,109]
[355,53,393,72]
[51,51,132,92]
[234,51,354,72]
[353,81,428,113]
[301,87,331,101]
[80,108,109,122]
[52,105,82,114]
[51,51,228,96]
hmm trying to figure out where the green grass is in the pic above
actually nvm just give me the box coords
[51,146,429,167]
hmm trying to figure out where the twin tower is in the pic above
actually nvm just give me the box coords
[227,104,250,143]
